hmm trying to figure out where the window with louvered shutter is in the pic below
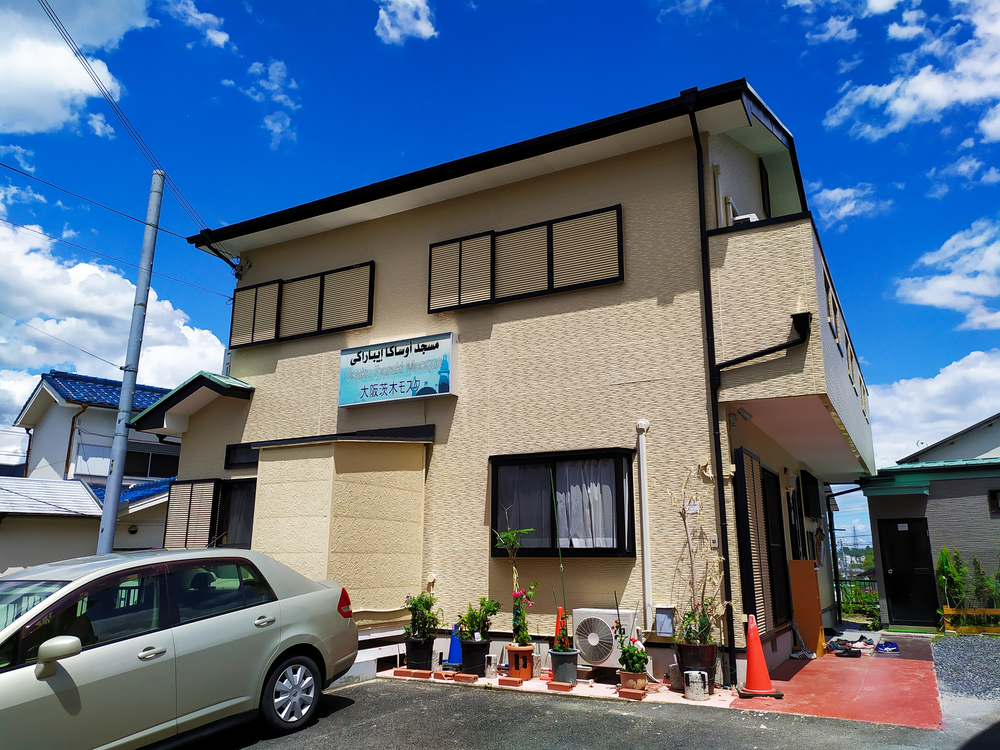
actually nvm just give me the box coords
[552,207,621,288]
[460,233,492,305]
[494,225,548,300]
[322,263,373,331]
[163,480,218,549]
[429,241,460,311]
[230,288,256,347]
[280,275,321,338]
[252,282,279,342]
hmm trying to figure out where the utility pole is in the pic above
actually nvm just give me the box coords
[96,170,165,555]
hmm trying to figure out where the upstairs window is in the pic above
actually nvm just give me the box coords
[229,261,374,348]
[490,448,635,558]
[428,205,623,313]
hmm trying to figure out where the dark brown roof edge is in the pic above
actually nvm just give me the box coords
[190,79,801,249]
[250,423,435,449]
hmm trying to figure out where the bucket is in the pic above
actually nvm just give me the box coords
[684,670,709,701]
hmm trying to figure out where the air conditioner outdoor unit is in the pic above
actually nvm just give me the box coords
[573,608,639,668]
[732,213,760,225]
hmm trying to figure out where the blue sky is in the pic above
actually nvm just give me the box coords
[1,0,999,543]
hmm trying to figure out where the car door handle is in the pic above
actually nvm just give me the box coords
[255,615,276,627]
[138,646,167,660]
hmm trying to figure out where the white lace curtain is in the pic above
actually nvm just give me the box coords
[497,458,616,548]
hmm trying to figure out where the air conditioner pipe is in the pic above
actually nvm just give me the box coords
[636,419,653,633]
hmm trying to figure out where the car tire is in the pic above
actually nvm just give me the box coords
[260,654,321,733]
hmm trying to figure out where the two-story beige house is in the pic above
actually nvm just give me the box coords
[134,79,874,684]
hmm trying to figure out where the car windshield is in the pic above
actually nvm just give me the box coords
[0,580,68,630]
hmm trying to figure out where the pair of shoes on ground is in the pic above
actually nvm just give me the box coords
[876,641,900,654]
[835,647,862,657]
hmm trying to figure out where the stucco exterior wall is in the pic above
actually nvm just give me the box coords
[0,516,100,574]
[175,397,255,482]
[814,230,875,475]
[927,478,1000,572]
[114,502,167,550]
[219,137,718,635]
[708,133,765,221]
[710,218,822,403]
[27,403,77,480]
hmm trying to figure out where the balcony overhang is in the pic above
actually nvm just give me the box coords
[724,394,871,483]
[131,371,254,438]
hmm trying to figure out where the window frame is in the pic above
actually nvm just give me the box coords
[224,442,260,469]
[11,564,167,670]
[989,489,1000,516]
[489,447,636,559]
[229,260,375,349]
[428,204,624,314]
[164,557,277,627]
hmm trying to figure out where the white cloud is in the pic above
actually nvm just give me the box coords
[826,0,1000,142]
[810,182,892,227]
[162,0,231,48]
[375,0,438,45]
[959,136,976,149]
[0,144,34,173]
[868,349,1000,466]
[0,2,152,135]
[982,166,1000,183]
[807,16,858,44]
[87,112,115,139]
[926,155,1000,196]
[262,111,295,150]
[866,0,902,13]
[838,56,864,74]
[221,78,235,86]
[0,212,224,435]
[896,217,1000,329]
[0,184,46,217]
[61,224,78,240]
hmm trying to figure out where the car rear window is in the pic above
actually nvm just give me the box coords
[0,581,67,630]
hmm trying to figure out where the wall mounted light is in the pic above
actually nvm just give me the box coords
[783,468,798,490]
[737,407,752,422]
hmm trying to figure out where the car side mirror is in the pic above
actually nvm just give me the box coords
[34,635,82,680]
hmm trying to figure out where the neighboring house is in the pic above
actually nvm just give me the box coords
[861,412,1000,627]
[89,478,172,551]
[135,79,873,680]
[13,370,179,486]
[0,477,103,574]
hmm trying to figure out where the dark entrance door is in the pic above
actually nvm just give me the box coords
[877,518,938,626]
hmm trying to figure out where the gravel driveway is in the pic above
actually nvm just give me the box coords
[932,634,1000,747]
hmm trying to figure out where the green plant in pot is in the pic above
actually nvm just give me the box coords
[458,597,501,677]
[508,581,538,679]
[402,591,442,671]
[670,470,729,695]
[546,468,579,685]
[615,595,649,691]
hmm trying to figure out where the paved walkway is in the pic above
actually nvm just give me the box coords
[382,635,943,730]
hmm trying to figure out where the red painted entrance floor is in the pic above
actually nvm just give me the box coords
[730,636,942,729]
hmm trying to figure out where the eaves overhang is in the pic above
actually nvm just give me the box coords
[250,424,435,449]
[131,371,254,438]
[188,79,807,258]
[859,457,1000,497]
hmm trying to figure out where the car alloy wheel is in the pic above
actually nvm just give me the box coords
[262,654,321,732]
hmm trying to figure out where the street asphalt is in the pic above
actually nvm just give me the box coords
[181,677,1000,750]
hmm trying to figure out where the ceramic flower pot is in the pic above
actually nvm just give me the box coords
[676,643,717,695]
[506,644,534,680]
[549,648,579,685]
[460,639,491,677]
[618,670,648,691]
[405,637,436,671]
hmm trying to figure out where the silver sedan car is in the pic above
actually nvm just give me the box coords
[0,548,358,749]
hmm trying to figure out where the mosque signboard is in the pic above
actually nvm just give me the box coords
[338,332,457,407]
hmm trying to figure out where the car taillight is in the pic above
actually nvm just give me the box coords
[338,587,353,618]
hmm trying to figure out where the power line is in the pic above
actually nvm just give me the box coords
[0,310,122,369]
[0,161,188,240]
[0,218,232,300]
[35,0,242,274]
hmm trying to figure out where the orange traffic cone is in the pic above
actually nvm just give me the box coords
[737,615,783,699]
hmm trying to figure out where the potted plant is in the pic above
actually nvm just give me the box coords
[507,581,538,679]
[669,470,728,695]
[403,591,442,670]
[458,597,501,677]
[548,605,579,684]
[615,596,649,691]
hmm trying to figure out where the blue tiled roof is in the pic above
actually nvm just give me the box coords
[42,370,170,411]
[90,477,174,504]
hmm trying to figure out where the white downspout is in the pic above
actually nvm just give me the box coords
[636,419,653,632]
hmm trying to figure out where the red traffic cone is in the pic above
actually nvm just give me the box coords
[737,615,783,699]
